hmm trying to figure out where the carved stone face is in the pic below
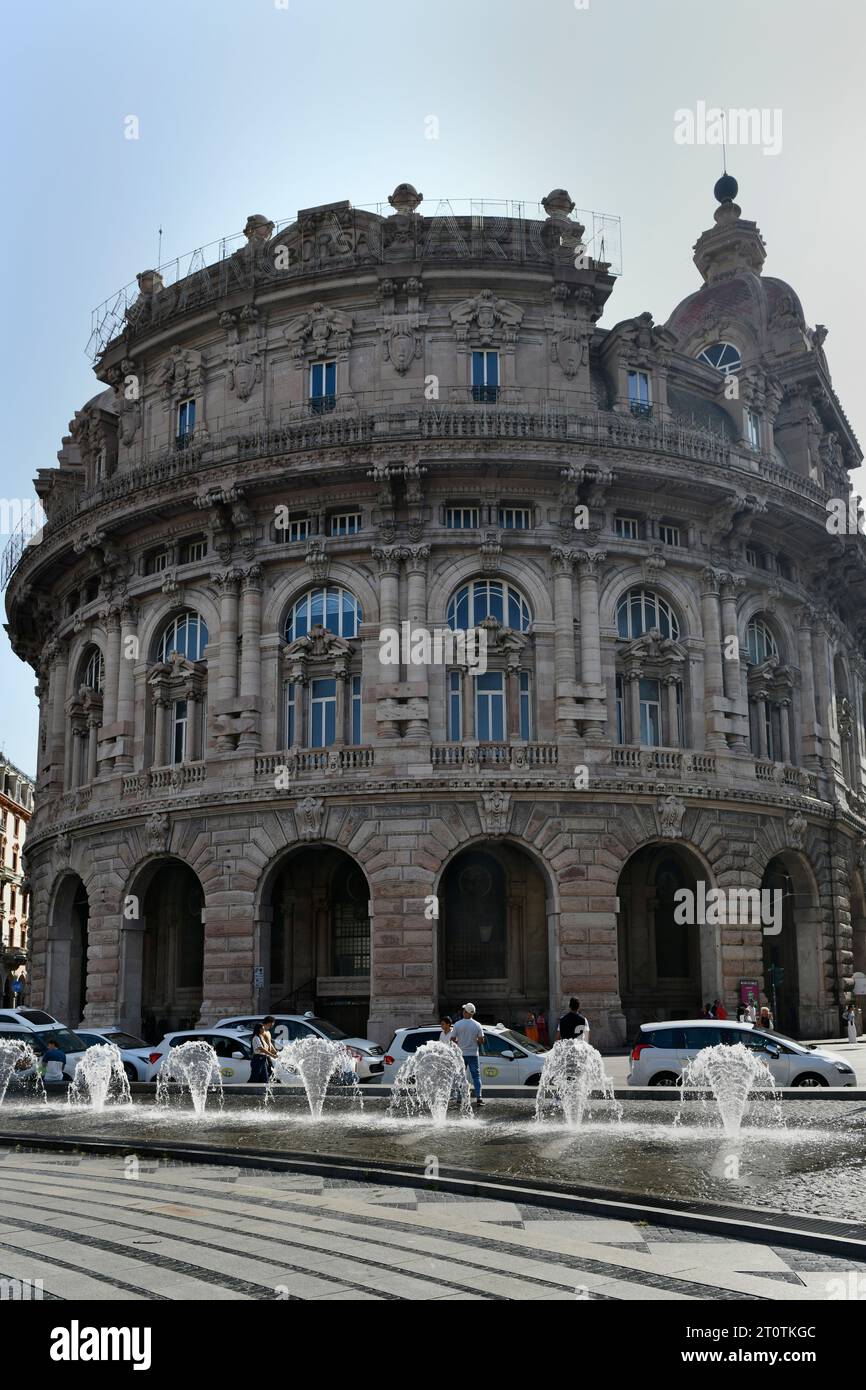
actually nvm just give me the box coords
[389,328,416,372]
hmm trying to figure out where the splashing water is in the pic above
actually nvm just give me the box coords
[389,1040,472,1124]
[680,1042,778,1137]
[156,1040,223,1117]
[67,1043,131,1112]
[268,1037,361,1120]
[535,1039,621,1127]
[0,1040,44,1104]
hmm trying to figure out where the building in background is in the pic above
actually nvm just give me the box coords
[0,754,34,1006]
[4,177,866,1045]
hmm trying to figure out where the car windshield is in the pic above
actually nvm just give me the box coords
[499,1028,545,1054]
[106,1032,147,1049]
[306,1018,347,1041]
[763,1030,804,1050]
[44,1029,87,1052]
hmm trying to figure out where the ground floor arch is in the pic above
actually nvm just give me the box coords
[259,845,371,1037]
[437,841,551,1027]
[761,852,823,1038]
[44,873,90,1027]
[617,843,720,1037]
[119,857,205,1039]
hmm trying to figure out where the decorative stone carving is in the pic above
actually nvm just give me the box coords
[786,810,808,851]
[144,811,170,853]
[549,321,592,377]
[449,289,523,345]
[54,831,72,864]
[157,344,202,403]
[283,301,354,364]
[657,794,686,839]
[480,790,511,836]
[296,796,325,842]
[304,538,330,582]
[383,320,422,374]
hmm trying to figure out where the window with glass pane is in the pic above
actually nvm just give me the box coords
[284,683,296,747]
[519,671,532,740]
[278,513,309,542]
[286,587,361,642]
[675,681,684,746]
[616,588,679,641]
[746,617,777,665]
[177,398,196,438]
[659,524,681,546]
[471,349,499,401]
[448,670,462,740]
[146,550,169,574]
[351,676,361,745]
[499,506,531,530]
[746,409,761,448]
[639,678,662,746]
[615,516,639,539]
[82,648,104,691]
[476,671,505,741]
[627,371,650,405]
[310,360,336,409]
[180,538,206,563]
[330,512,361,537]
[158,611,208,662]
[445,506,479,529]
[310,678,337,747]
[172,700,188,764]
[615,674,625,743]
[447,579,531,633]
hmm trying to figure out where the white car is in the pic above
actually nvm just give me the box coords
[382,1022,548,1086]
[145,1028,258,1084]
[74,1028,154,1083]
[0,1017,87,1082]
[627,1019,857,1088]
[216,1013,386,1082]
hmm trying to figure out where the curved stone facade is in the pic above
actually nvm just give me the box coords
[6,181,866,1046]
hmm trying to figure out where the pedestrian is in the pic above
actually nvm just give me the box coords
[556,998,590,1041]
[745,1000,757,1024]
[438,1014,458,1045]
[451,1003,485,1106]
[42,1038,66,1084]
[535,1008,550,1048]
[843,1002,859,1045]
[702,1002,713,1018]
[249,1022,274,1083]
[713,998,728,1021]
[525,1011,539,1043]
[736,1002,746,1023]
[759,1004,774,1031]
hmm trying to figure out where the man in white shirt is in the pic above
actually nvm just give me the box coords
[451,1003,485,1105]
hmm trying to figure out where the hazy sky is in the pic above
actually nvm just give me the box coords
[2,0,864,775]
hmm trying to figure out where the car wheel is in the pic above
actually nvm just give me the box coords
[123,1063,137,1084]
[524,1074,541,1086]
[648,1072,680,1087]
[792,1072,829,1087]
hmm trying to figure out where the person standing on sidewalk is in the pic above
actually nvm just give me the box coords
[557,999,590,1041]
[451,1003,485,1106]
[843,1002,859,1045]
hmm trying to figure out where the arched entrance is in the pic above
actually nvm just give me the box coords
[761,853,822,1038]
[438,843,550,1026]
[133,860,205,1040]
[263,847,370,1037]
[45,874,90,1026]
[617,844,718,1037]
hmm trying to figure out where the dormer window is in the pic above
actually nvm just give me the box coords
[698,341,742,375]
[627,371,651,418]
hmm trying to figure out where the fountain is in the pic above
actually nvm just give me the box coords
[155,1040,223,1117]
[680,1042,778,1137]
[67,1043,131,1112]
[389,1040,472,1124]
[535,1039,621,1127]
[269,1037,361,1120]
[0,1040,43,1104]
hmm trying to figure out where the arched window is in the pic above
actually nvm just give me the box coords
[616,588,680,641]
[697,341,742,374]
[447,579,531,632]
[746,616,778,666]
[157,610,209,663]
[80,646,104,691]
[285,586,361,643]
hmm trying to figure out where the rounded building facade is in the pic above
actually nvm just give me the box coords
[6,180,866,1046]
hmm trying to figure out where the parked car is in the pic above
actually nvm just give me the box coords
[0,1008,61,1028]
[0,1018,87,1082]
[216,1013,386,1082]
[382,1022,548,1086]
[74,1028,154,1083]
[627,1019,857,1088]
[145,1029,259,1084]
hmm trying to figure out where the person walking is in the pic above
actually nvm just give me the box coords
[557,998,590,1041]
[451,1003,485,1106]
[249,1022,275,1083]
[713,998,728,1021]
[524,1012,539,1043]
[745,1000,757,1024]
[535,1008,550,1048]
[843,1002,859,1045]
[42,1038,66,1084]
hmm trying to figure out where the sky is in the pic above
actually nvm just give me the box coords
[1,0,864,776]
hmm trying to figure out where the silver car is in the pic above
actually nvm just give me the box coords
[628,1018,856,1087]
[215,1012,386,1081]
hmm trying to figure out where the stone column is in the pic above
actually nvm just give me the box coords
[373,547,402,737]
[71,725,85,787]
[215,569,241,706]
[404,545,430,741]
[755,691,769,758]
[778,698,791,765]
[333,670,347,748]
[238,565,263,751]
[49,642,70,789]
[506,661,521,739]
[796,606,820,767]
[115,601,138,771]
[627,670,641,744]
[576,548,607,742]
[153,696,169,767]
[812,614,834,771]
[462,669,476,740]
[551,545,577,683]
[86,717,99,783]
[98,606,121,773]
[663,675,679,747]
[700,568,727,750]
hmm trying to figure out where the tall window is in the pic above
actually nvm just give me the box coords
[476,671,505,741]
[310,679,337,747]
[172,700,189,764]
[471,350,499,402]
[82,647,105,691]
[351,676,362,745]
[447,579,531,633]
[310,360,336,413]
[177,398,196,445]
[157,611,209,662]
[519,671,532,740]
[615,674,625,743]
[746,617,778,666]
[616,588,679,641]
[627,370,651,416]
[639,678,662,746]
[746,409,761,450]
[448,670,462,740]
[285,586,361,642]
[284,683,297,747]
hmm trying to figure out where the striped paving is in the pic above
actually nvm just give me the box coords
[0,1151,863,1301]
